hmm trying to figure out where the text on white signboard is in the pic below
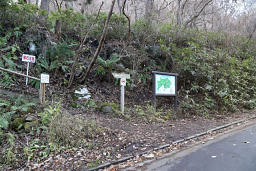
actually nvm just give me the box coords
[22,54,36,63]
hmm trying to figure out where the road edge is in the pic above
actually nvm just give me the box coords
[87,115,256,171]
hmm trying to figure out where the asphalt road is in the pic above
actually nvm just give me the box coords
[141,124,256,171]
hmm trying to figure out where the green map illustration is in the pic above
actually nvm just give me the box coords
[157,78,171,90]
[155,74,176,95]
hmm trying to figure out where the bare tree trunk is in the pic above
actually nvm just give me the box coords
[81,2,87,14]
[211,3,214,30]
[176,0,182,27]
[248,22,256,42]
[132,0,138,21]
[40,0,49,12]
[65,1,73,9]
[80,0,116,82]
[36,0,40,7]
[122,0,131,40]
[81,0,94,14]
[145,0,154,23]
[68,2,104,87]
[176,0,189,28]
[53,0,64,40]
[55,20,62,39]
[117,0,123,15]
[183,0,213,29]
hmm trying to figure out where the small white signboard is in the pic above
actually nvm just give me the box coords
[112,72,130,79]
[41,74,50,84]
[22,54,36,85]
[22,54,36,63]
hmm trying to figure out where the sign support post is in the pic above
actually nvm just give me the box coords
[26,62,30,85]
[112,72,130,113]
[152,73,157,112]
[174,96,178,110]
[22,54,36,86]
[121,84,125,113]
[40,82,46,104]
[40,74,50,104]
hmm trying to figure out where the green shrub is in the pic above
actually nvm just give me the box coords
[131,19,156,44]
[0,2,39,29]
[0,95,35,130]
[36,42,75,74]
[172,37,256,114]
[40,102,103,146]
[90,13,128,39]
[48,9,87,38]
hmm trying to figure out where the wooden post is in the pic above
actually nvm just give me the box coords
[39,83,46,104]
[40,74,50,104]
[152,73,157,112]
[174,96,178,110]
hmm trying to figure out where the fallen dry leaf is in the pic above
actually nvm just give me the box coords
[144,153,155,159]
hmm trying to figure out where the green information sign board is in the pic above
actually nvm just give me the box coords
[155,74,176,96]
[152,71,178,109]
[153,71,178,96]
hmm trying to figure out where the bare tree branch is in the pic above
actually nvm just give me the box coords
[68,1,104,87]
[183,0,213,29]
[158,0,175,11]
[248,22,256,42]
[177,0,182,26]
[181,0,189,17]
[80,0,116,82]
[122,0,131,41]
[117,0,122,15]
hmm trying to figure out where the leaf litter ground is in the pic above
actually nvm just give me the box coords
[0,84,255,170]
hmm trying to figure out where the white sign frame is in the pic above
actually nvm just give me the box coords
[22,54,36,85]
[152,71,178,97]
[112,72,130,79]
[22,54,36,63]
[40,74,50,84]
[155,74,176,96]
[152,71,179,110]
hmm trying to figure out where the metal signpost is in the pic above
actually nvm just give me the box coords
[22,54,36,85]
[152,71,178,110]
[112,72,130,113]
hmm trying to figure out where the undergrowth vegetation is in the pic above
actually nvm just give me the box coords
[0,2,255,115]
[0,97,105,169]
[0,1,256,169]
[0,94,35,130]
